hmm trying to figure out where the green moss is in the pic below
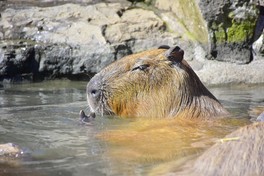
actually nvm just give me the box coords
[213,18,256,44]
[214,24,226,43]
[227,19,256,43]
[209,2,258,45]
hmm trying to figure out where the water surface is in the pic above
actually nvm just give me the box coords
[0,81,263,175]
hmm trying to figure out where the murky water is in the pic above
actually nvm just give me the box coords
[0,80,264,176]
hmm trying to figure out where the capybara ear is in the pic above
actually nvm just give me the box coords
[165,46,184,63]
[158,45,170,49]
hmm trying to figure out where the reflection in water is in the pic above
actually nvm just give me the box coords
[97,117,250,175]
[0,81,264,176]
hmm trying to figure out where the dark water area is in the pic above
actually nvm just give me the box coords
[0,81,264,176]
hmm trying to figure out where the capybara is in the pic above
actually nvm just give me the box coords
[86,45,228,119]
[174,122,264,176]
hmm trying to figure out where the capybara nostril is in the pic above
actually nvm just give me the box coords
[86,74,105,113]
[87,75,102,98]
[90,89,100,98]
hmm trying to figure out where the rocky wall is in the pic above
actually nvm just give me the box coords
[0,0,263,84]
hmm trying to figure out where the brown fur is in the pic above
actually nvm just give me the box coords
[176,122,264,176]
[87,47,228,118]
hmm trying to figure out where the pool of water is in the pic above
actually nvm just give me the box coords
[0,80,264,176]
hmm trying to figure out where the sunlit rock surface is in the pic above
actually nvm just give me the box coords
[0,0,263,84]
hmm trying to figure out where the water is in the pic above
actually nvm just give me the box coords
[0,80,264,176]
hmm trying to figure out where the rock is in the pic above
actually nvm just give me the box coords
[253,33,264,60]
[104,8,165,43]
[155,0,208,44]
[0,2,179,82]
[154,0,208,61]
[154,0,261,64]
[0,40,40,82]
[0,3,127,81]
[252,5,264,60]
[0,1,264,84]
[0,143,23,158]
[198,0,258,63]
[190,59,264,85]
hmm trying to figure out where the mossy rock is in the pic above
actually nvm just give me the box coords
[155,0,208,44]
[227,19,256,43]
[213,18,256,44]
[213,23,226,43]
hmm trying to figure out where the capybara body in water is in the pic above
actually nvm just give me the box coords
[87,46,228,118]
[175,122,264,176]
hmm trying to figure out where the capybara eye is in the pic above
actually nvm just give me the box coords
[132,64,150,71]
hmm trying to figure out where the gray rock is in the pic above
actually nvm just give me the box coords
[253,34,264,60]
[198,0,258,63]
[104,8,166,44]
[154,0,209,61]
[252,5,264,60]
[0,143,22,157]
[0,1,264,85]
[0,2,180,82]
[190,59,264,85]
[0,40,40,82]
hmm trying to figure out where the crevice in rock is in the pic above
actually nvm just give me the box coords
[66,72,95,81]
[116,8,125,17]
[112,41,133,60]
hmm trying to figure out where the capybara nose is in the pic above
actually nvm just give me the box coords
[87,77,102,100]
[89,88,100,98]
[86,76,103,113]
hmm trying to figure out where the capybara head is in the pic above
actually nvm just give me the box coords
[87,45,228,118]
